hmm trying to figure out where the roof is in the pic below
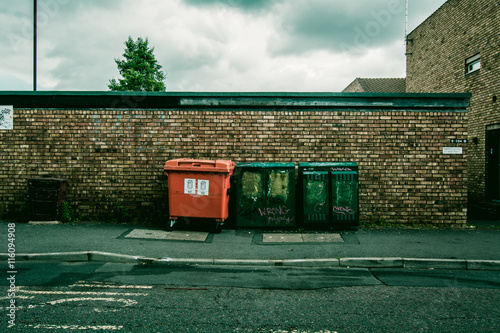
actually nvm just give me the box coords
[0,90,469,111]
[342,78,406,93]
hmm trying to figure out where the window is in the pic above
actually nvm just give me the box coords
[465,54,480,74]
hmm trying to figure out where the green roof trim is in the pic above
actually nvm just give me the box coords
[0,91,470,111]
[299,162,358,168]
[236,163,296,169]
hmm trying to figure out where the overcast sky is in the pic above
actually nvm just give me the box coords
[0,0,447,92]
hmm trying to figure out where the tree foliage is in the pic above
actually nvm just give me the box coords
[108,36,166,92]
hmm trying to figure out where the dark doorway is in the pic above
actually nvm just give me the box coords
[486,127,500,202]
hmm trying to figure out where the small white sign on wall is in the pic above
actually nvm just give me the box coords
[443,147,463,155]
[0,105,13,130]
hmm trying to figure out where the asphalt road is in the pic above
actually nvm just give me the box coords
[2,262,500,332]
[3,283,499,332]
[4,262,500,289]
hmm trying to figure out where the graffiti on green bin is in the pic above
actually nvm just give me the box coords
[258,205,294,225]
[332,206,355,215]
[258,205,290,217]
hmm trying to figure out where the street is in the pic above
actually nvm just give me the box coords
[2,262,500,332]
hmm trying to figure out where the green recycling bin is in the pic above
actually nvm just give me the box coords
[234,163,296,228]
[298,162,359,230]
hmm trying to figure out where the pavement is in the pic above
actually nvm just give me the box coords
[1,220,500,270]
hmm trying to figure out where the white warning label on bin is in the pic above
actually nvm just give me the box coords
[184,179,209,196]
[184,179,197,194]
[197,180,209,196]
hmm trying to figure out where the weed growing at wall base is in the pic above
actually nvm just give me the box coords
[113,201,130,223]
[61,201,80,223]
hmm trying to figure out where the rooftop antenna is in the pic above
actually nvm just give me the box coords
[404,0,411,79]
[405,0,409,43]
[33,0,37,91]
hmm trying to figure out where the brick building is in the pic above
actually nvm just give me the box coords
[405,0,500,210]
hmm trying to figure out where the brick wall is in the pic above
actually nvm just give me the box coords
[0,92,469,226]
[406,0,500,202]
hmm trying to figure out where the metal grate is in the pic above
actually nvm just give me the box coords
[307,214,327,221]
[306,173,327,181]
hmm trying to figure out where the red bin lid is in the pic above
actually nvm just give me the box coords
[164,158,236,173]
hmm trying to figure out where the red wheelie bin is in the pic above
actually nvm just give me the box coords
[164,158,236,232]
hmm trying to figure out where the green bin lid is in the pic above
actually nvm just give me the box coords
[298,162,358,168]
[236,162,295,169]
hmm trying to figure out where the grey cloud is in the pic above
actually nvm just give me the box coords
[183,0,281,11]
[0,1,30,17]
[269,0,406,56]
[1,1,33,50]
[1,0,123,49]
[32,0,125,90]
[0,0,123,23]
[0,0,447,91]
[45,39,117,90]
[37,0,123,16]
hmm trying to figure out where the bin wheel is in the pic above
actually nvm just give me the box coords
[213,221,223,234]
[167,220,176,231]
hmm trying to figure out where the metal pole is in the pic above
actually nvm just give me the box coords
[34,0,37,91]
[404,0,409,78]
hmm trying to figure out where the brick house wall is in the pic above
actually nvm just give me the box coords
[342,80,364,93]
[406,0,500,203]
[0,92,469,226]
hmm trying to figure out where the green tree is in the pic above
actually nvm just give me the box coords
[108,36,166,91]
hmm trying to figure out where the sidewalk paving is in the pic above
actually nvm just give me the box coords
[1,220,499,270]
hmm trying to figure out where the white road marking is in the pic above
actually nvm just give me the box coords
[7,297,139,310]
[44,297,138,306]
[0,295,35,300]
[68,282,153,289]
[25,324,123,330]
[8,283,150,330]
[18,290,147,297]
[269,331,338,333]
